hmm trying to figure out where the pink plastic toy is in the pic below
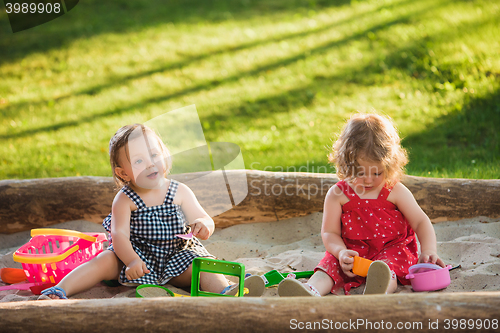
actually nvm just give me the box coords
[13,229,107,288]
[0,282,54,294]
[175,232,194,240]
[405,263,452,292]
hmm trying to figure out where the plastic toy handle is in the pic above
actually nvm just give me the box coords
[13,245,80,264]
[293,271,314,279]
[405,274,414,279]
[30,228,97,242]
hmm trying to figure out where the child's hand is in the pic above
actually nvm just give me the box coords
[125,258,150,280]
[190,218,211,240]
[338,249,359,277]
[418,250,445,268]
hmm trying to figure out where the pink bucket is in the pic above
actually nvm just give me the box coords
[405,263,452,292]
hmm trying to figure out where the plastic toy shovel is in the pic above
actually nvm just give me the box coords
[175,232,194,240]
[0,282,55,294]
[0,282,36,291]
[262,270,314,287]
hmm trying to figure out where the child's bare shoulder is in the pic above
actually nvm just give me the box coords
[390,182,411,194]
[326,184,349,205]
[387,182,414,203]
[112,190,135,210]
[172,180,191,205]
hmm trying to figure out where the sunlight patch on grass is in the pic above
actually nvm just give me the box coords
[0,0,499,179]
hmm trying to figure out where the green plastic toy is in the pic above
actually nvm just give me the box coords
[262,270,314,287]
[136,284,174,297]
[136,284,191,297]
[191,257,245,297]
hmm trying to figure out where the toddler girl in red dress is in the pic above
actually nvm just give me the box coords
[279,113,445,296]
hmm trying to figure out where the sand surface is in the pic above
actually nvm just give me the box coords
[1,213,499,302]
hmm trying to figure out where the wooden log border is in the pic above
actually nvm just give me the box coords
[1,170,499,234]
[0,292,499,332]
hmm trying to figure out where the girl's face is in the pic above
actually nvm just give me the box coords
[350,158,386,195]
[117,131,167,190]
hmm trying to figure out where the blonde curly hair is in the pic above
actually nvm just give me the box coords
[329,113,408,186]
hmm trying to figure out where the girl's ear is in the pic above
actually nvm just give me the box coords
[115,167,131,183]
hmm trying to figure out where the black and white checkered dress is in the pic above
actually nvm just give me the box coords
[102,179,214,285]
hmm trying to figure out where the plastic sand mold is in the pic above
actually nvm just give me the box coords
[0,268,27,284]
[136,285,190,298]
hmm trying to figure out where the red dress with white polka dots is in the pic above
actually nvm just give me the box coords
[316,180,418,294]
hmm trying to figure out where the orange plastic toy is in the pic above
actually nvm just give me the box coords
[0,268,27,284]
[352,256,373,277]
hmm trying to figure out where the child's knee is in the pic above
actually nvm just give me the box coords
[93,251,122,277]
[96,250,119,265]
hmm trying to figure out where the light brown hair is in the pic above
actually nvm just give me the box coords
[329,113,408,186]
[109,124,172,187]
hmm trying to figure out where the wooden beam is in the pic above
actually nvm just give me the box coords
[1,171,499,234]
[0,177,116,234]
[0,292,499,332]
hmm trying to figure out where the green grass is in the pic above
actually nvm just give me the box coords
[1,0,499,180]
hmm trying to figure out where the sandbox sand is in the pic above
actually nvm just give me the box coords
[1,213,499,302]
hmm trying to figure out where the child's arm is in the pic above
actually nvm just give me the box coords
[110,192,150,280]
[321,185,358,277]
[174,182,214,240]
[391,183,445,267]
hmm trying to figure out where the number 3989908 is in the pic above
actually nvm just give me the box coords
[5,2,62,14]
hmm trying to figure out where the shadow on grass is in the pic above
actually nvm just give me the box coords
[0,0,353,66]
[403,88,500,175]
[2,0,439,140]
[204,87,318,130]
[0,0,415,119]
[249,87,500,175]
[2,0,495,175]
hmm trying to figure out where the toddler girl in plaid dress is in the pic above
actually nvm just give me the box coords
[42,124,259,298]
[278,113,445,297]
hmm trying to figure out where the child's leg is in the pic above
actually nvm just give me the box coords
[166,264,192,289]
[278,270,333,297]
[307,270,335,296]
[199,270,230,294]
[168,263,229,293]
[45,250,123,299]
[387,274,398,293]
